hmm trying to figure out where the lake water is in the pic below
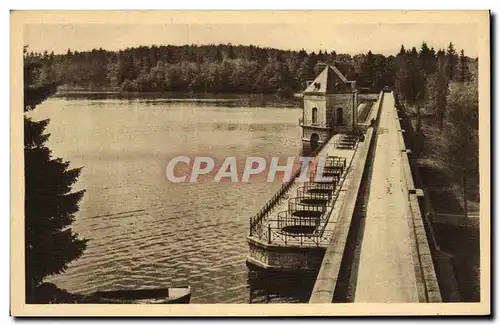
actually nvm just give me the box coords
[28,95,319,303]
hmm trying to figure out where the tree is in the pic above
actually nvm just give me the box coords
[440,80,479,219]
[445,42,458,81]
[425,52,449,129]
[296,56,314,88]
[394,47,425,108]
[399,44,406,56]
[419,42,437,74]
[372,54,389,90]
[226,43,236,60]
[359,51,375,89]
[105,56,123,88]
[381,55,396,88]
[24,48,87,303]
[458,49,470,82]
[392,41,479,223]
[27,43,384,96]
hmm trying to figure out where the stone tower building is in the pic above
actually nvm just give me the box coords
[300,65,359,149]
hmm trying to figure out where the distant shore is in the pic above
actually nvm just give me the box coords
[55,87,378,99]
[53,87,305,108]
[54,88,380,110]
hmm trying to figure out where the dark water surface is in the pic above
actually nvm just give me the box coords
[29,96,316,303]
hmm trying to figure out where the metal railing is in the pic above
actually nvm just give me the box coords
[309,169,341,185]
[325,156,347,171]
[296,185,333,202]
[277,209,323,230]
[287,197,329,216]
[248,134,333,236]
[249,166,302,235]
[304,179,337,191]
[261,154,347,247]
[250,218,336,247]
[249,175,343,247]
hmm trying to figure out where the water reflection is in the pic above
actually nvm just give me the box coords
[28,96,316,303]
[53,91,300,108]
[247,267,319,303]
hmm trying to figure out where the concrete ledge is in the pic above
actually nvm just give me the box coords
[309,91,384,303]
[247,239,325,272]
[394,105,443,303]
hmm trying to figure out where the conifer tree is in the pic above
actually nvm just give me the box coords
[398,44,406,56]
[419,42,437,74]
[441,80,478,219]
[24,47,87,303]
[445,42,458,81]
[458,49,470,82]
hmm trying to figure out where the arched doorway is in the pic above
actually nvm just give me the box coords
[337,108,343,125]
[312,107,318,124]
[310,133,319,150]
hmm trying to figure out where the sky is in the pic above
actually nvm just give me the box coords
[24,23,479,57]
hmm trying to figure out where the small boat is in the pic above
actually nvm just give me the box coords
[82,286,191,304]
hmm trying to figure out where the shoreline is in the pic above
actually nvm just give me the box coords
[53,89,305,107]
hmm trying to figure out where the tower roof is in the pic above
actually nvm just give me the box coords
[304,65,356,94]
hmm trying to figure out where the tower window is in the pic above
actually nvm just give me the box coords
[337,108,344,125]
[312,107,318,124]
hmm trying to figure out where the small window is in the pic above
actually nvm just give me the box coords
[312,107,318,124]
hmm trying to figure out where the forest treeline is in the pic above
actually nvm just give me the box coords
[26,44,404,94]
[26,43,477,96]
[393,42,479,219]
